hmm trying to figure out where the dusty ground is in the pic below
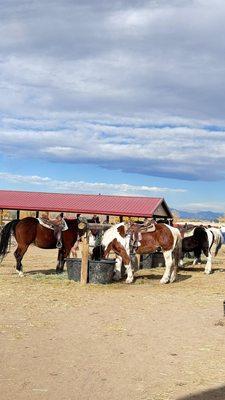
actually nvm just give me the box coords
[1,244,225,400]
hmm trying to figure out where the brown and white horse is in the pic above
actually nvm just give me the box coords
[91,222,133,283]
[92,222,182,284]
[0,217,83,276]
[132,223,182,283]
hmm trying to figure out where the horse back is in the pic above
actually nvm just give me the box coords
[15,217,39,243]
[138,224,177,252]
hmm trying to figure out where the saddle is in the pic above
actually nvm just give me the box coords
[142,220,157,233]
[130,220,157,250]
[38,217,67,249]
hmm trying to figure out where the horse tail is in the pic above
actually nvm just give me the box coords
[214,233,223,257]
[0,220,20,260]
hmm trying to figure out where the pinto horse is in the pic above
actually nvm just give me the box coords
[0,217,82,276]
[132,223,182,283]
[92,222,133,283]
[92,222,182,284]
[180,226,223,274]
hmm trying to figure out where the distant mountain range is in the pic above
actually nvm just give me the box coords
[172,209,224,221]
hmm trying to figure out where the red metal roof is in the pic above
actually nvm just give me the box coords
[0,190,172,218]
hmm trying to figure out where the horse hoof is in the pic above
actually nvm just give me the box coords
[113,272,121,281]
[56,269,63,274]
[204,270,212,275]
[170,276,176,283]
[125,276,134,284]
[16,270,24,277]
[160,277,169,284]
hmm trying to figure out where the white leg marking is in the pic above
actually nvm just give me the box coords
[192,258,200,266]
[125,263,134,284]
[178,259,184,267]
[113,256,122,281]
[160,251,173,284]
[205,253,212,274]
[170,268,177,283]
[16,270,24,277]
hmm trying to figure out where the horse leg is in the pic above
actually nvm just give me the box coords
[203,248,212,274]
[110,240,133,284]
[193,248,201,266]
[113,255,122,281]
[118,248,133,284]
[170,237,182,282]
[160,250,173,284]
[56,248,68,273]
[124,262,134,284]
[14,244,28,277]
[178,256,184,268]
[112,255,133,283]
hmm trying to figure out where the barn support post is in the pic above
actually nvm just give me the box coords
[36,211,39,218]
[81,233,89,284]
[0,209,3,225]
[119,216,123,223]
[16,210,20,220]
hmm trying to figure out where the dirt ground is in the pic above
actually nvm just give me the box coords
[1,244,225,400]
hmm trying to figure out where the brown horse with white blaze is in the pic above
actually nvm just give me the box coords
[0,217,83,276]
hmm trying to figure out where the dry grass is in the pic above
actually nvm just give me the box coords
[1,244,225,400]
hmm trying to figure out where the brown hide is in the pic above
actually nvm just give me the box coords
[104,238,130,265]
[117,225,126,238]
[135,224,174,254]
[1,217,81,274]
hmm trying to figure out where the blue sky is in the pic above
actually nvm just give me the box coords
[1,0,225,213]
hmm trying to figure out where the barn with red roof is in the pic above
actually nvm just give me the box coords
[0,189,173,221]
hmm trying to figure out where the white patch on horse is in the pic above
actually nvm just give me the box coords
[160,224,182,283]
[204,228,222,274]
[16,270,24,277]
[164,224,181,250]
[102,223,133,283]
[102,223,129,250]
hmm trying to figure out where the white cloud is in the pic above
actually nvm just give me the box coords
[0,1,225,181]
[0,115,225,180]
[0,172,186,196]
[183,202,225,213]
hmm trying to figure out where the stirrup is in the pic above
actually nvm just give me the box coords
[56,241,62,249]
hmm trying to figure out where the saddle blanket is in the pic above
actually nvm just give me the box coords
[37,218,68,231]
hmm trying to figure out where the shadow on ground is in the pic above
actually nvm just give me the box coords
[179,266,222,273]
[177,385,225,400]
[24,269,63,275]
[134,273,192,283]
